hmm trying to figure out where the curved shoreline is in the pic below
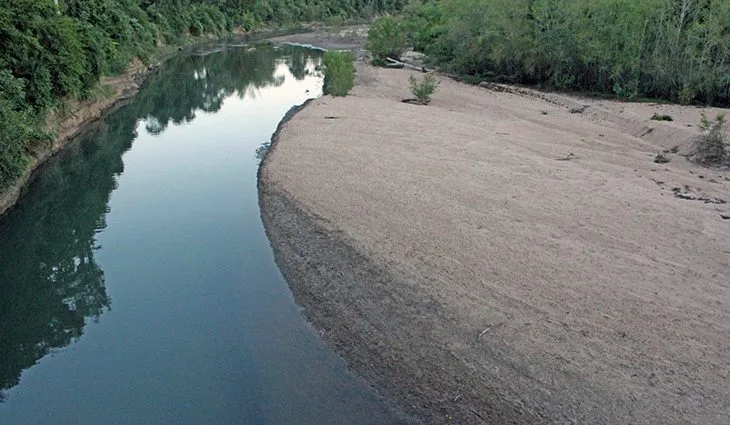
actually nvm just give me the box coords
[257,190,533,424]
[256,87,539,424]
[257,101,535,425]
[257,63,730,424]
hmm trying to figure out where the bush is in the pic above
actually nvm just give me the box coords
[404,0,730,106]
[323,51,355,96]
[0,70,50,189]
[402,0,443,53]
[690,113,728,166]
[651,113,673,122]
[653,153,671,164]
[408,73,438,104]
[366,16,406,65]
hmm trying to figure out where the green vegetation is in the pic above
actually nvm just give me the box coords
[691,113,728,166]
[401,0,730,106]
[408,73,438,104]
[651,113,674,122]
[0,0,404,191]
[323,51,356,96]
[366,15,407,64]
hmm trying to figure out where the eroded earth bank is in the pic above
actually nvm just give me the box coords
[259,63,730,424]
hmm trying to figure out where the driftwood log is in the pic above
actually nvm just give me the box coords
[386,57,429,73]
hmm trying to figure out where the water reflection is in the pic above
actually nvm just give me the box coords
[0,43,322,401]
[137,43,320,135]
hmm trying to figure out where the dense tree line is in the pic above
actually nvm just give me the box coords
[0,0,404,190]
[403,0,730,106]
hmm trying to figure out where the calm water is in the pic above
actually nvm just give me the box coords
[0,43,402,425]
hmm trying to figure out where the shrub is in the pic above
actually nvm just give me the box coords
[366,16,406,65]
[325,14,345,30]
[408,73,439,104]
[323,51,355,96]
[0,70,51,189]
[651,113,673,122]
[690,113,728,166]
[654,153,670,164]
[402,0,443,53]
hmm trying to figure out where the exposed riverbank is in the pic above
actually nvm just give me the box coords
[258,62,730,424]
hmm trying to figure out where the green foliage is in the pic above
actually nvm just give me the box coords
[189,4,228,36]
[367,16,407,65]
[402,0,730,106]
[0,76,31,189]
[325,14,346,29]
[323,51,355,96]
[691,113,728,166]
[0,70,50,189]
[402,0,443,53]
[651,114,673,122]
[408,73,438,104]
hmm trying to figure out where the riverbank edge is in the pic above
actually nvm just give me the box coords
[0,71,140,216]
[257,93,540,424]
[255,56,430,425]
[257,99,430,425]
[0,25,319,218]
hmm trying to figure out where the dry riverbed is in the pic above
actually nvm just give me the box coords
[259,62,730,424]
[267,24,369,54]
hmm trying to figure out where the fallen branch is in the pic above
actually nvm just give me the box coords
[477,322,504,341]
[386,57,429,73]
[556,153,577,161]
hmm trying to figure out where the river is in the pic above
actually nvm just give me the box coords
[0,43,402,425]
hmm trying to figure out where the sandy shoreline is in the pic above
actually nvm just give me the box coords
[259,62,730,424]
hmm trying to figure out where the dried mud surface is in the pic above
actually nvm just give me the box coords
[267,25,369,57]
[259,63,730,424]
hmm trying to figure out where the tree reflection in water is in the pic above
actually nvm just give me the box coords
[0,43,322,400]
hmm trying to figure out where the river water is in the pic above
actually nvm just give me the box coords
[0,43,402,425]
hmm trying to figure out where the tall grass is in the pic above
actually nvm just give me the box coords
[691,113,728,166]
[323,51,355,97]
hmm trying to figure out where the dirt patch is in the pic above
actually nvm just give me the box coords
[267,24,368,58]
[259,64,730,424]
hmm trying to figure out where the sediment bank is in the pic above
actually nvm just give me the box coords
[258,63,730,424]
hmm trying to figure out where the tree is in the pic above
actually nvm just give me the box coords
[367,15,406,65]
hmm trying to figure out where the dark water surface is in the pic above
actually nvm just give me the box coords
[0,43,401,425]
